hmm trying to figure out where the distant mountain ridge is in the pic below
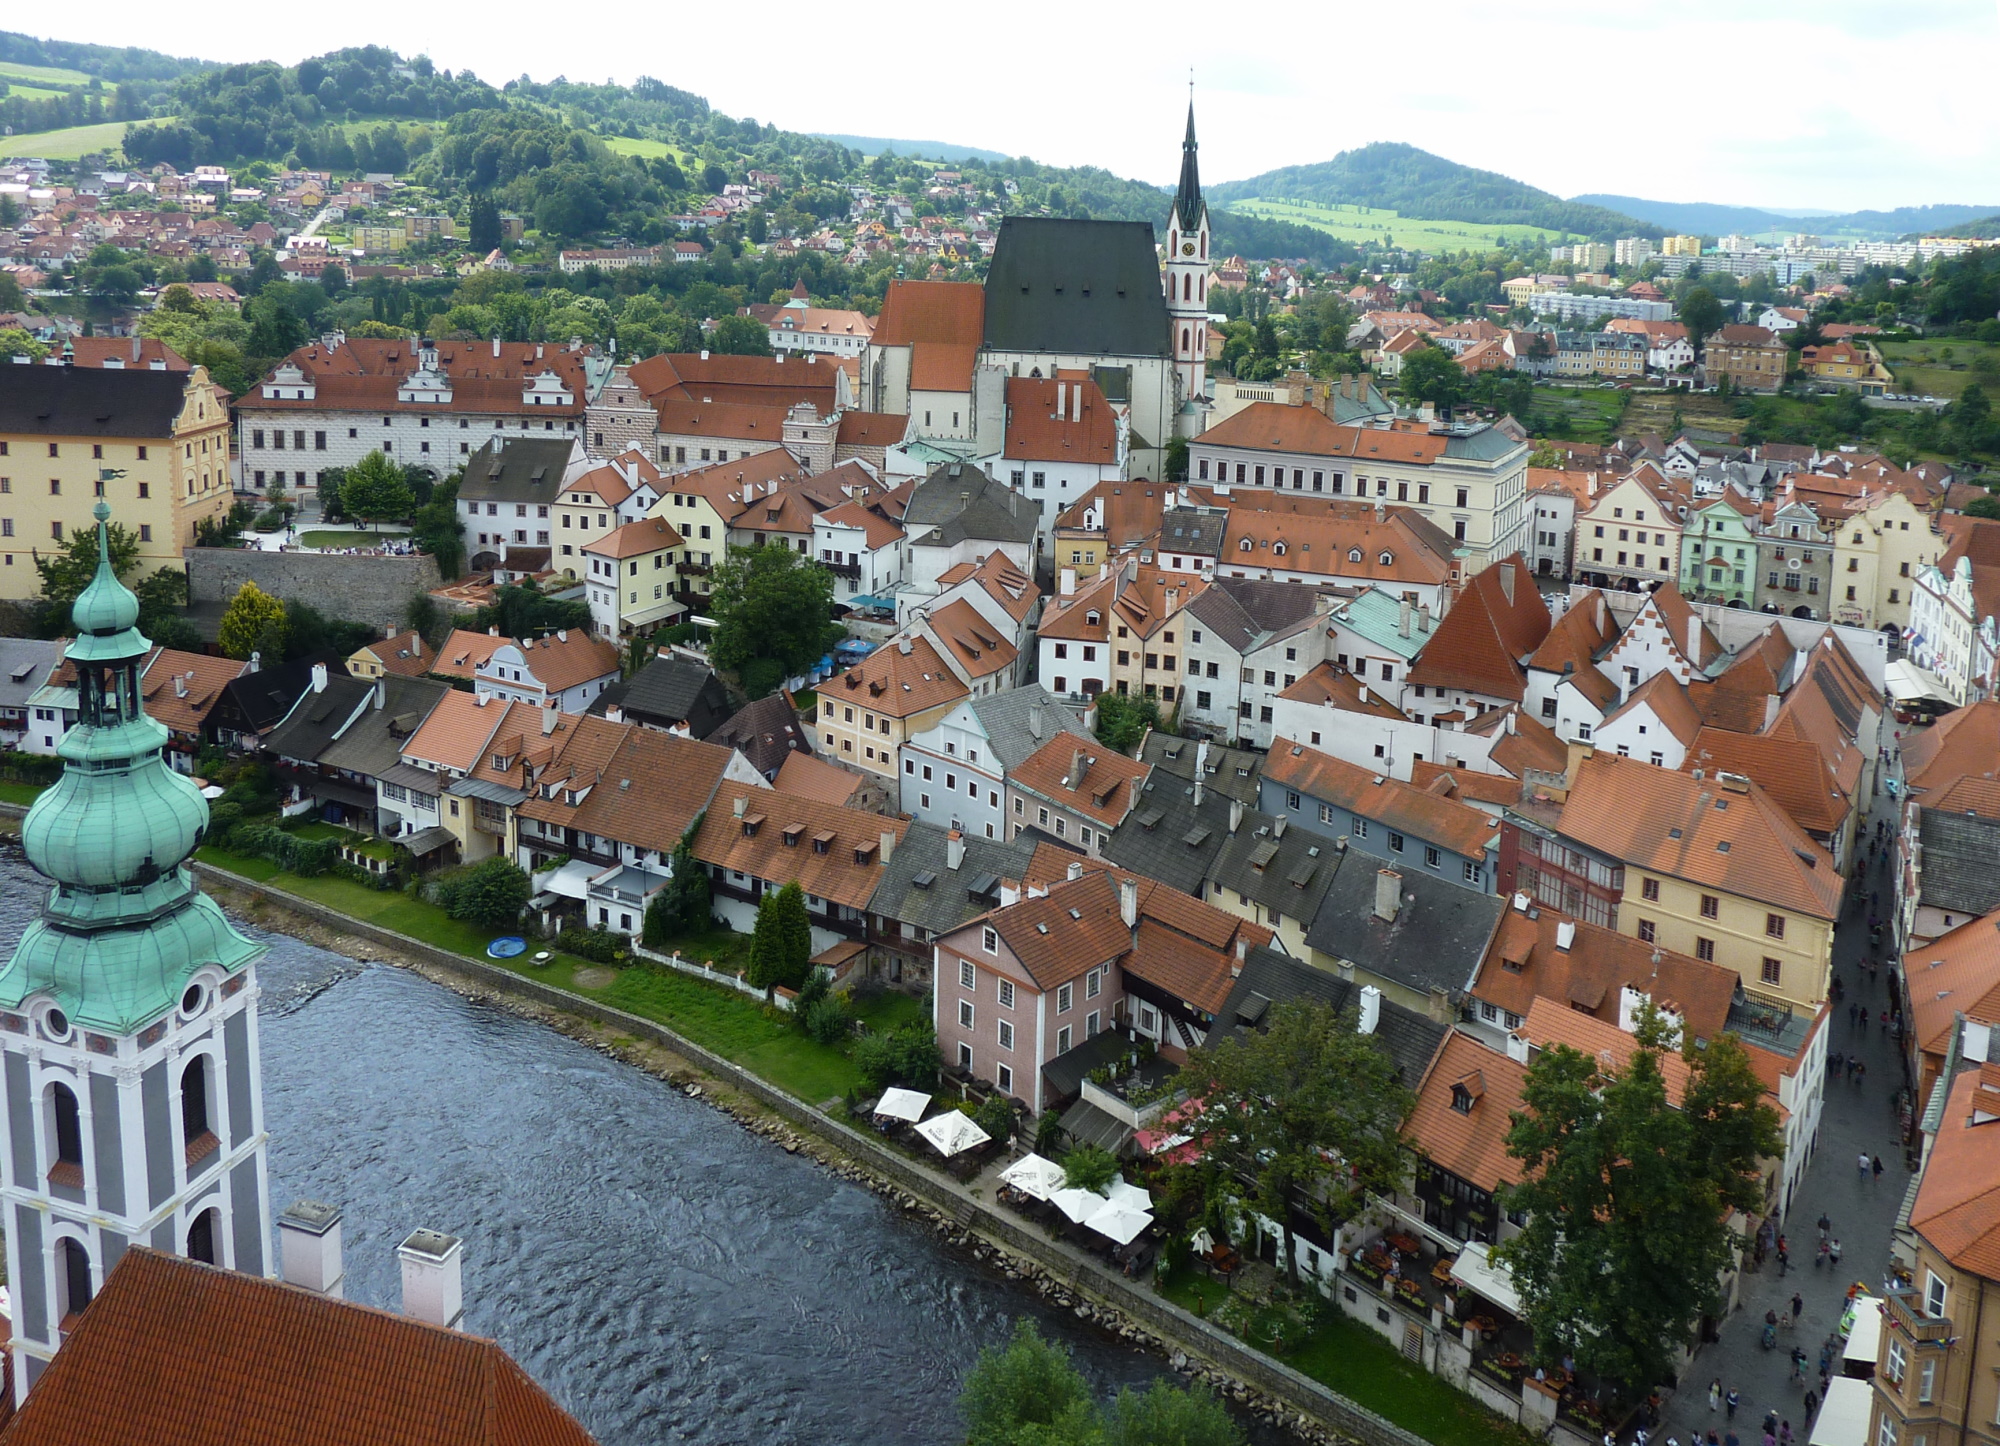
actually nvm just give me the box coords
[1574,193,2000,240]
[812,135,1010,165]
[1209,142,1651,240]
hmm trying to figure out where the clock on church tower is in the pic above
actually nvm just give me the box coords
[0,504,269,1401]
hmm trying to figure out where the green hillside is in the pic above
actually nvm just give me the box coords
[0,120,128,159]
[1210,142,1647,240]
[1225,197,1558,253]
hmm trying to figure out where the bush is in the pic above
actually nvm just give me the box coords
[0,750,62,786]
[802,993,851,1046]
[204,800,245,841]
[974,1092,1015,1145]
[1060,1145,1119,1194]
[792,968,830,1021]
[559,925,629,964]
[853,1019,939,1092]
[435,857,531,931]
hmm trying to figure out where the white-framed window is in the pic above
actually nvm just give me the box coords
[959,958,975,990]
[1085,967,1102,999]
[1056,983,1073,1013]
[1918,1356,1935,1403]
[1886,1336,1906,1386]
[981,927,999,954]
[996,1063,1013,1094]
[1085,1010,1100,1038]
[1479,1000,1499,1022]
[1463,861,1481,884]
[1056,1025,1072,1055]
[997,1020,1014,1051]
[959,1000,974,1029]
[998,979,1015,1009]
[1926,1271,1947,1319]
[1875,1416,1897,1446]
[957,1042,973,1070]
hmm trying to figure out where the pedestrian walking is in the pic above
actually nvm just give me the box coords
[1780,1423,1793,1446]
[1792,1291,1804,1324]
[1792,1345,1807,1380]
[1874,1155,1886,1182]
[1711,1379,1722,1413]
[1829,1238,1842,1266]
[1727,1388,1740,1420]
[1817,1213,1831,1240]
[1849,1002,1859,1028]
[1856,1061,1867,1089]
[1778,1236,1790,1273]
[1880,1010,1890,1033]
[1804,1389,1818,1419]
[1859,1150,1872,1180]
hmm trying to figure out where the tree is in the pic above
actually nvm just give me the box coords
[218,580,287,661]
[1398,342,1466,410]
[1950,383,1993,456]
[1495,1008,1780,1390]
[410,473,465,578]
[1964,492,2000,520]
[468,580,590,639]
[708,544,839,697]
[747,880,812,993]
[957,1319,1097,1446]
[1176,998,1413,1285]
[132,567,202,652]
[34,522,140,635]
[1679,286,1725,352]
[338,450,417,526]
[0,327,48,363]
[1091,692,1160,753]
[645,828,711,943]
[1164,436,1189,482]
[283,600,375,661]
[705,313,773,356]
[468,193,501,254]
[441,857,531,931]
[1103,1380,1243,1446]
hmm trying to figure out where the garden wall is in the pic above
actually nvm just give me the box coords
[186,549,442,633]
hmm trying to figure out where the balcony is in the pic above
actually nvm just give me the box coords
[824,558,862,580]
[1881,1288,1952,1344]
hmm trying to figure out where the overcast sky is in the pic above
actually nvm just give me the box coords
[60,0,2000,213]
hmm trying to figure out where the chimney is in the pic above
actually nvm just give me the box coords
[1357,683,1369,704]
[878,829,896,863]
[733,794,747,817]
[374,677,386,709]
[542,704,559,737]
[130,335,141,363]
[1231,934,1247,977]
[1059,566,1076,598]
[898,637,913,656]
[310,662,328,694]
[1419,603,1432,634]
[247,650,261,675]
[488,625,499,636]
[277,1200,344,1299]
[1067,860,1085,882]
[397,1228,464,1331]
[946,829,966,871]
[1069,748,1089,789]
[1028,701,1044,740]
[1499,562,1515,605]
[384,621,399,640]
[1764,692,1781,730]
[492,336,501,359]
[1358,984,1382,1036]
[1686,613,1701,661]
[174,674,187,698]
[1556,920,1576,952]
[1228,797,1244,834]
[1374,497,1386,523]
[1118,876,1138,928]
[1398,598,1412,638]
[1373,868,1402,923]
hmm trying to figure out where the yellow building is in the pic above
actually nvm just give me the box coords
[582,517,684,641]
[1661,235,1703,257]
[0,364,234,596]
[816,634,967,779]
[402,215,455,242]
[1831,488,1943,631]
[351,226,404,252]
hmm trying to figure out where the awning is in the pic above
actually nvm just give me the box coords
[915,1111,990,1158]
[448,776,529,806]
[1808,1376,1873,1446]
[534,857,599,901]
[398,826,457,856]
[998,1153,1067,1201]
[1450,1240,1522,1317]
[873,1087,930,1124]
[1051,1186,1109,1224]
[1841,1296,1882,1371]
[379,762,444,796]
[1084,1200,1153,1245]
[1884,658,1954,705]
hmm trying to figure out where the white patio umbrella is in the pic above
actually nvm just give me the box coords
[1051,1186,1111,1224]
[873,1087,931,1123]
[915,1110,992,1158]
[1084,1200,1154,1246]
[1105,1178,1153,1212]
[998,1153,1068,1201]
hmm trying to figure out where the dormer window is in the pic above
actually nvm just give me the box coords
[1379,551,1393,565]
[1348,548,1363,563]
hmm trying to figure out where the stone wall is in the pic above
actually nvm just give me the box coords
[186,549,443,634]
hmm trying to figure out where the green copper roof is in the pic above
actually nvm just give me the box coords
[0,505,261,1034]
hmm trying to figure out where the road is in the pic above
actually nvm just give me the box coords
[1649,772,1909,1446]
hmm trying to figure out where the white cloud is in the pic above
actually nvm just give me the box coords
[54,0,2000,212]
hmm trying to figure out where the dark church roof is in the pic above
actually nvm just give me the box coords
[981,218,1171,360]
[1173,102,1204,233]
[0,365,194,437]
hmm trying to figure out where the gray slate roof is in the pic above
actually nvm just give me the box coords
[1303,851,1506,998]
[709,692,812,779]
[905,464,1039,547]
[0,366,191,437]
[869,823,1035,938]
[1140,733,1264,805]
[0,638,63,710]
[1158,507,1228,559]
[969,685,1089,772]
[981,218,1171,359]
[1439,426,1524,463]
[1208,816,1337,931]
[1102,776,1239,895]
[592,655,731,737]
[1217,946,1448,1086]
[316,675,450,780]
[262,674,375,763]
[458,437,579,508]
[1185,576,1326,657]
[1917,808,2000,916]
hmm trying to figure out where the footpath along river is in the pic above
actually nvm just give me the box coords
[0,847,1293,1445]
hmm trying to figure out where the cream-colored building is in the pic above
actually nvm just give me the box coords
[1831,489,1943,633]
[816,634,968,779]
[582,517,684,641]
[0,364,234,595]
[1661,235,1703,258]
[552,452,661,581]
[1573,469,1688,594]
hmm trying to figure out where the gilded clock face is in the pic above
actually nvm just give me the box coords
[1181,241,1196,256]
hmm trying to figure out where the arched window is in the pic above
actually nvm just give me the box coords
[1241,539,1254,552]
[188,1208,220,1266]
[1181,326,1190,354]
[1273,542,1287,557]
[57,1237,92,1325]
[49,1082,83,1187]
[181,1056,216,1166]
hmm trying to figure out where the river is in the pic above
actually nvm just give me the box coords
[0,849,1286,1445]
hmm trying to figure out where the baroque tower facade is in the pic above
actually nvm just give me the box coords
[0,504,269,1401]
[1165,99,1211,435]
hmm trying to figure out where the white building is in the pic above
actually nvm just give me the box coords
[473,632,623,714]
[1908,542,2000,706]
[1527,293,1675,324]
[1178,578,1335,748]
[813,496,909,607]
[899,686,1088,840]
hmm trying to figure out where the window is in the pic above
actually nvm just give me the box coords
[1057,983,1072,1013]
[997,1020,1014,1051]
[957,1041,974,1071]
[1638,919,1656,943]
[1765,913,1785,940]
[998,979,1015,1009]
[1700,894,1719,920]
[1926,1271,1947,1319]
[1351,818,1369,838]
[1696,937,1715,962]
[58,1236,93,1324]
[1056,1025,1072,1055]
[1462,861,1479,884]
[996,1063,1013,1094]
[1641,877,1660,901]
[981,927,998,954]
[1886,1336,1907,1386]
[181,1054,216,1162]
[1388,831,1404,854]
[1918,1356,1936,1404]
[959,999,974,1029]
[1086,967,1102,999]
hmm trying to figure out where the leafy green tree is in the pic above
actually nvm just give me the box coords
[283,600,376,661]
[441,857,531,931]
[218,580,287,661]
[467,580,590,639]
[1678,286,1725,351]
[468,193,501,254]
[1964,492,2000,520]
[1060,1144,1119,1194]
[1164,437,1189,482]
[88,264,143,304]
[0,328,48,363]
[337,449,417,526]
[1397,341,1466,410]
[1495,1008,1780,1389]
[1950,383,1993,455]
[645,830,712,942]
[132,567,201,652]
[705,313,773,356]
[34,522,140,635]
[1103,1380,1243,1446]
[747,880,813,993]
[1091,693,1160,753]
[410,473,465,578]
[708,544,838,697]
[958,1319,1097,1446]
[1177,998,1413,1285]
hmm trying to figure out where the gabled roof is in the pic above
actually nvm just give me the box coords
[981,218,1170,359]
[1601,670,1705,748]
[1902,700,2000,800]
[1001,373,1120,465]
[1686,727,1848,838]
[966,685,1089,772]
[1916,809,2000,918]
[1140,733,1264,805]
[926,599,1018,681]
[871,279,984,349]
[1557,753,1842,920]
[626,350,837,411]
[434,630,508,682]
[1185,575,1328,658]
[1197,402,1449,463]
[693,791,910,911]
[1275,663,1410,720]
[1907,1064,2000,1277]
[350,629,436,678]
[832,636,967,718]
[904,465,1039,546]
[815,496,905,550]
[1406,555,1549,702]
[599,655,731,738]
[457,437,582,506]
[317,675,451,779]
[582,516,682,560]
[963,870,1133,990]
[1216,947,1448,1085]
[216,653,349,734]
[1264,739,1500,857]
[1010,734,1150,829]
[1054,480,1214,552]
[1220,501,1457,589]
[1102,776,1238,895]
[869,822,1034,939]
[0,1248,595,1446]
[1304,850,1507,996]
[138,648,245,737]
[1905,913,2000,1067]
[403,692,514,773]
[263,674,374,764]
[706,692,811,779]
[771,750,867,806]
[483,632,621,695]
[0,364,197,438]
[1404,1033,1529,1193]
[560,728,734,855]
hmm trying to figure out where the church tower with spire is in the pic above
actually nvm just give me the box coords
[0,504,269,1401]
[1165,97,1212,431]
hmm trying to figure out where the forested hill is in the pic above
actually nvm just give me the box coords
[1209,142,1650,239]
[0,30,207,81]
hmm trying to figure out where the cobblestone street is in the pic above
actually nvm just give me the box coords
[1651,769,1912,1446]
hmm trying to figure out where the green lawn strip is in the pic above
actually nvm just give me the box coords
[0,60,92,85]
[0,121,127,159]
[195,847,858,1099]
[1158,1275,1536,1446]
[0,783,46,808]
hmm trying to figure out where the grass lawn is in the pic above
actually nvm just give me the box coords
[299,529,408,550]
[1531,385,1630,444]
[1159,1275,1536,1446]
[1225,197,1558,253]
[0,60,91,86]
[602,135,683,163]
[196,846,870,1101]
[0,783,46,808]
[1877,339,2000,401]
[0,121,127,160]
[1621,389,1741,440]
[2,83,76,103]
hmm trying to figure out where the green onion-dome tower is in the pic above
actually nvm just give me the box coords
[0,506,273,1400]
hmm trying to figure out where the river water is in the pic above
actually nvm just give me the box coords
[0,849,1285,1445]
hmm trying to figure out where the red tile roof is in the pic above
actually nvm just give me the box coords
[1002,373,1120,465]
[1197,402,1450,464]
[1404,1033,1529,1192]
[1009,735,1150,828]
[1264,738,1500,857]
[1407,555,1549,701]
[693,790,909,910]
[832,635,967,718]
[1907,1064,2000,1277]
